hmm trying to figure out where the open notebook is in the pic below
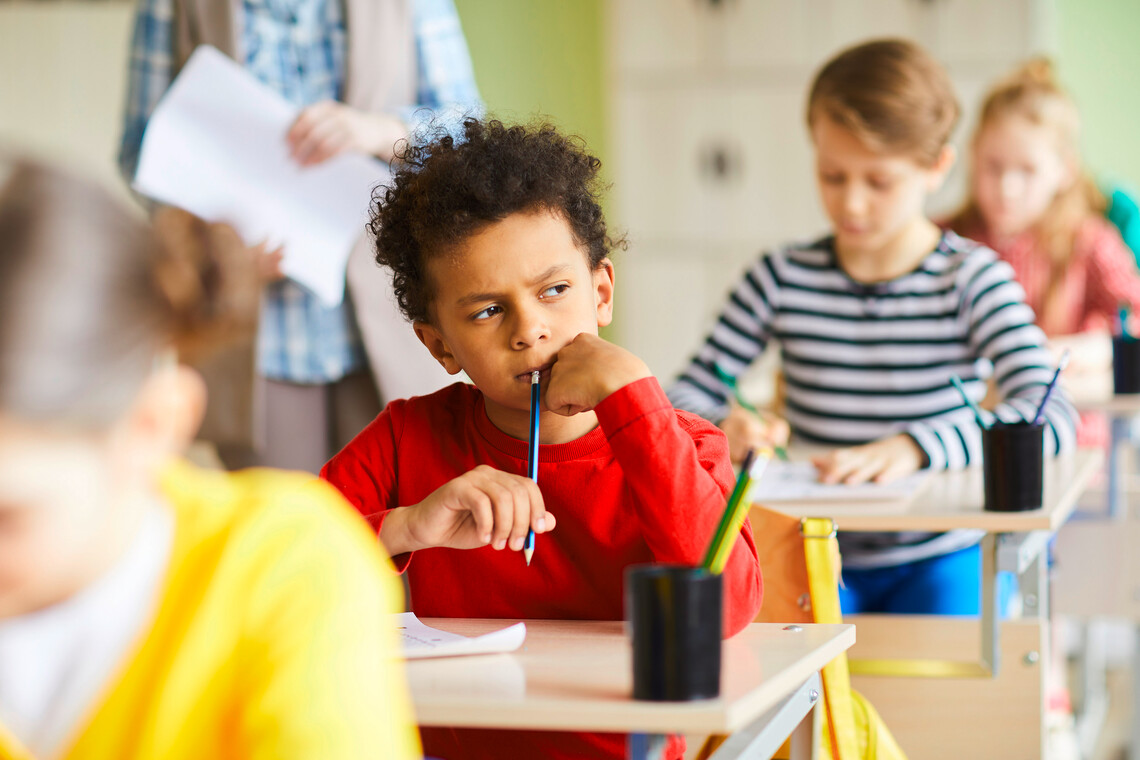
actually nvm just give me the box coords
[395,613,526,660]
[750,460,928,503]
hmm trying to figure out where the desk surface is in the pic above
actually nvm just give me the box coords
[407,619,854,734]
[758,450,1102,532]
[1065,374,1140,414]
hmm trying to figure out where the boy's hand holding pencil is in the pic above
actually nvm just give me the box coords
[378,465,556,556]
[713,363,789,464]
[720,405,790,465]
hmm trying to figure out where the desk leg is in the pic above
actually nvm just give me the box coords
[707,673,822,760]
[1132,626,1140,760]
[982,533,1000,674]
[1016,535,1048,622]
[1109,414,1127,520]
[628,732,666,760]
[1075,622,1110,757]
[788,696,820,760]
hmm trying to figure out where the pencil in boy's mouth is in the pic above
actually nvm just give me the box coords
[515,365,552,382]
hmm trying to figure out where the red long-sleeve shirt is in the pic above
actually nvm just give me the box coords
[322,377,763,760]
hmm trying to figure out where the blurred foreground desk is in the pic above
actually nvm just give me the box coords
[758,450,1102,759]
[407,618,854,760]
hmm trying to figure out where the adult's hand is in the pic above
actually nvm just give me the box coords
[287,100,407,165]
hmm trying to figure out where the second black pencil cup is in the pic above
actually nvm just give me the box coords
[1113,336,1140,394]
[625,564,722,701]
[982,422,1045,512]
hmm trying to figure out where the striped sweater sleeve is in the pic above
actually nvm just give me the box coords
[904,252,1078,469]
[667,251,783,423]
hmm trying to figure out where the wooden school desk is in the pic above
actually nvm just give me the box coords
[406,618,854,760]
[757,449,1102,759]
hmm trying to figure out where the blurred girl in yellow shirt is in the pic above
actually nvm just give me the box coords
[0,160,420,760]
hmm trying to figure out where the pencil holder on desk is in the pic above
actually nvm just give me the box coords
[982,422,1044,512]
[1112,335,1140,394]
[625,564,722,701]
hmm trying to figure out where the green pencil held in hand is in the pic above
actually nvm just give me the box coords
[713,363,789,461]
[702,448,772,575]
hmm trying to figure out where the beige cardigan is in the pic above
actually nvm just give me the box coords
[174,0,454,449]
[174,0,415,113]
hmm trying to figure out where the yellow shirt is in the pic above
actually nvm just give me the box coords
[0,461,420,760]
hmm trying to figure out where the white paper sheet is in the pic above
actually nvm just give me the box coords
[133,45,390,307]
[750,461,928,503]
[394,613,527,660]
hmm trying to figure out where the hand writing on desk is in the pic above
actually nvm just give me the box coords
[380,465,556,556]
[720,406,790,465]
[813,434,926,485]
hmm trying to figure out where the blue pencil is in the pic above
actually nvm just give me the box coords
[524,370,540,566]
[1032,350,1071,426]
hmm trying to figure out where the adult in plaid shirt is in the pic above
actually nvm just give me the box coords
[118,0,482,473]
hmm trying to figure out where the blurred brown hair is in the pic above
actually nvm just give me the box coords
[0,160,257,428]
[949,58,1105,330]
[807,38,960,166]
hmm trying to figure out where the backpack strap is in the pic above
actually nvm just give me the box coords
[802,517,859,760]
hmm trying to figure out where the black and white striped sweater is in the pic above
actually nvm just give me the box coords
[668,231,1077,567]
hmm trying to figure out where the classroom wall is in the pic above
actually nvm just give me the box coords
[455,0,1140,208]
[1056,0,1140,189]
[452,0,607,170]
[0,1,1133,219]
[0,1,136,200]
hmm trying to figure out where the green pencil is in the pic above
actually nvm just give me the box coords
[702,448,772,574]
[713,363,789,460]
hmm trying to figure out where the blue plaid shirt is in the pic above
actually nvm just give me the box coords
[119,0,482,383]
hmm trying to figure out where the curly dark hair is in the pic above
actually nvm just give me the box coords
[368,118,625,323]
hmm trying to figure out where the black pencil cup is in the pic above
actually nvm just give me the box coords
[1113,336,1140,394]
[625,564,722,701]
[982,422,1045,512]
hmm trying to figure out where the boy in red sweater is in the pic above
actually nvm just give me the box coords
[322,119,763,760]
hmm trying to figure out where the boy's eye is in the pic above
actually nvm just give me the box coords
[820,172,844,185]
[472,305,502,321]
[540,283,570,298]
[868,177,894,191]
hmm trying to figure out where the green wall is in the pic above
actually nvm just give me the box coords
[453,0,606,166]
[1057,0,1140,188]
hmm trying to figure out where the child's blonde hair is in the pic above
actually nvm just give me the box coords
[807,38,959,166]
[950,58,1105,324]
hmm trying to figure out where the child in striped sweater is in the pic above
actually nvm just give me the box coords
[669,39,1077,615]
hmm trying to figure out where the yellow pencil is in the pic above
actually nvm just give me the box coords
[703,449,772,575]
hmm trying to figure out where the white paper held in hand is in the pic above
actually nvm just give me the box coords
[133,45,390,307]
[395,613,527,660]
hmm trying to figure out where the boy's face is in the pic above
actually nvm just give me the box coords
[0,418,114,617]
[973,114,1073,239]
[812,117,950,256]
[415,209,615,421]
